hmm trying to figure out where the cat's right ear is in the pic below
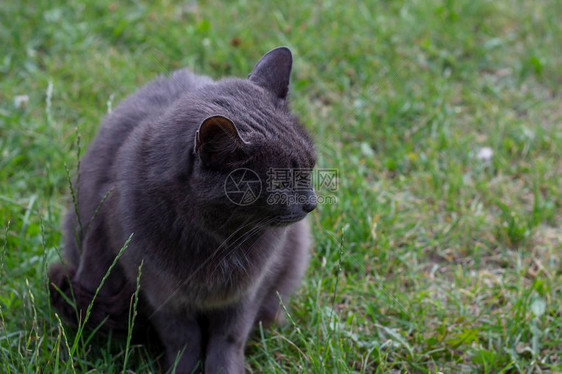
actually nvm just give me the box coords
[194,115,248,168]
[248,46,292,100]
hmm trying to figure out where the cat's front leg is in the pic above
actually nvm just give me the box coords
[204,302,259,374]
[150,309,203,373]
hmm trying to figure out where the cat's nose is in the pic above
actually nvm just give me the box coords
[302,201,317,213]
[301,189,317,213]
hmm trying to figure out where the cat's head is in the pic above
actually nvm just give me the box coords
[190,47,317,228]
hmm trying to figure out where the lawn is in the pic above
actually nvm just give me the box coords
[1,0,561,372]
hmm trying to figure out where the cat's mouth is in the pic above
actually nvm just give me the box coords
[272,213,308,226]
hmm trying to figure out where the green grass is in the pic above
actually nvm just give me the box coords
[1,0,561,372]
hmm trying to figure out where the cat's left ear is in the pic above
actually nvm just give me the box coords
[195,115,248,167]
[248,46,292,100]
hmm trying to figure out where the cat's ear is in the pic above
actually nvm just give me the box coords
[248,46,292,100]
[195,115,248,167]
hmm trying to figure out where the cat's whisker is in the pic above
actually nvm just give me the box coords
[208,216,267,263]
[147,216,275,318]
[233,222,286,276]
[208,216,275,276]
[211,220,272,277]
[217,217,279,276]
[225,218,279,274]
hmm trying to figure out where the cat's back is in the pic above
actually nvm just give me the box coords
[78,69,212,209]
[96,68,212,145]
[82,69,211,164]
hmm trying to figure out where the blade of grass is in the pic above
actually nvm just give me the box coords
[122,260,143,373]
[69,233,133,357]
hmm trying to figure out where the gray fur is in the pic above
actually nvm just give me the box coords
[49,47,316,373]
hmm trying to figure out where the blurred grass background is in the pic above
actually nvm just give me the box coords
[1,0,561,372]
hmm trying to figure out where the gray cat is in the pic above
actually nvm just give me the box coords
[48,47,317,373]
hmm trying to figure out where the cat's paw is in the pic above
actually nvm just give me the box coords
[48,263,79,326]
